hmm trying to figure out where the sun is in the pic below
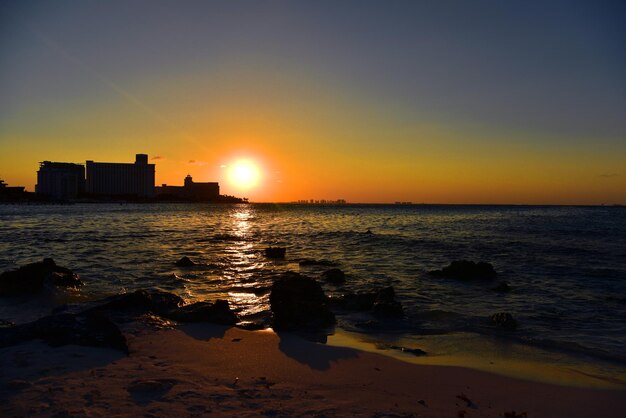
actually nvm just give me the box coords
[227,159,261,190]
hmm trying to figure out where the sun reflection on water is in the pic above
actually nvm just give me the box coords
[221,205,270,318]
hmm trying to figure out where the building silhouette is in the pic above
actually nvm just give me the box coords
[156,175,219,201]
[86,154,155,197]
[0,179,27,201]
[36,162,85,199]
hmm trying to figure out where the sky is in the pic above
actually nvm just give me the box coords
[1,0,624,204]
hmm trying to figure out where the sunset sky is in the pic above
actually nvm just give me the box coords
[1,0,624,204]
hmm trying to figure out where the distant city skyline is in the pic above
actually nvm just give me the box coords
[1,0,625,204]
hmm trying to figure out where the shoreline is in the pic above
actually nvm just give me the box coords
[1,276,625,394]
[327,329,626,390]
[1,323,625,417]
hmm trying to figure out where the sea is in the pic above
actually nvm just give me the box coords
[1,203,625,387]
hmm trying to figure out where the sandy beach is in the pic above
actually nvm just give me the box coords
[2,322,625,418]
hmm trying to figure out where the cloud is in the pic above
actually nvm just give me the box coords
[151,156,164,160]
[599,173,620,178]
[188,160,208,166]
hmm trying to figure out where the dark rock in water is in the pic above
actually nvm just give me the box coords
[490,312,518,330]
[250,286,271,296]
[333,286,404,318]
[265,247,286,259]
[298,259,339,267]
[340,292,377,311]
[331,286,404,318]
[0,258,82,296]
[175,256,195,267]
[321,268,345,284]
[372,286,404,318]
[0,311,128,352]
[429,260,497,280]
[492,281,512,292]
[166,300,237,325]
[269,272,335,331]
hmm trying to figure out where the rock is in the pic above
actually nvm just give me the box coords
[429,260,497,280]
[334,286,404,317]
[264,247,286,259]
[166,300,238,325]
[372,286,404,318]
[175,256,195,267]
[321,268,345,284]
[0,258,82,296]
[0,311,128,352]
[76,289,184,322]
[85,289,184,317]
[269,272,335,331]
[490,312,518,330]
[492,281,512,292]
[335,292,376,310]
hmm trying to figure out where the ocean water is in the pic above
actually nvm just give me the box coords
[1,203,625,381]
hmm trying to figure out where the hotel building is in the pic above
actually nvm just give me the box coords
[86,154,155,197]
[36,162,86,199]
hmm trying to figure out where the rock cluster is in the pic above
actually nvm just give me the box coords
[0,311,128,352]
[0,289,239,353]
[0,258,82,296]
[333,286,404,318]
[166,300,238,324]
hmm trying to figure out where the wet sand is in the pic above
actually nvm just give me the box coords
[1,323,625,417]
